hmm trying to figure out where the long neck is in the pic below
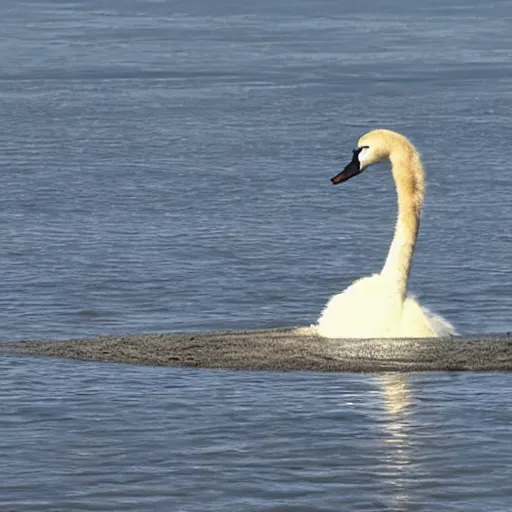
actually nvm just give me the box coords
[380,149,424,298]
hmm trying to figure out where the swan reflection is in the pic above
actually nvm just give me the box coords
[379,373,414,511]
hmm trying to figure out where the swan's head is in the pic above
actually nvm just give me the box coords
[331,129,395,184]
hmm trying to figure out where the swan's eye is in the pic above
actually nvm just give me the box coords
[354,145,369,155]
[354,146,370,161]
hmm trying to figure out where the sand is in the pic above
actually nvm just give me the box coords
[2,328,512,372]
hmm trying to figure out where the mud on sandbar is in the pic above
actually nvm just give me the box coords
[2,328,512,372]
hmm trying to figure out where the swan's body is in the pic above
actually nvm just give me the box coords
[316,274,455,337]
[312,129,456,338]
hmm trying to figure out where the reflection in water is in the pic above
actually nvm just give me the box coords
[378,374,414,511]
[381,374,412,416]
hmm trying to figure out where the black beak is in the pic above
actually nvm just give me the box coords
[331,149,362,184]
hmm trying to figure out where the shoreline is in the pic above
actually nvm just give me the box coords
[2,328,512,372]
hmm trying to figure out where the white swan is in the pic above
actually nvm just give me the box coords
[311,129,456,338]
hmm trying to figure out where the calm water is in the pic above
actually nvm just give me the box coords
[1,0,511,510]
[2,358,512,512]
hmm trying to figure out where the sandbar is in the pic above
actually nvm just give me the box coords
[2,328,512,372]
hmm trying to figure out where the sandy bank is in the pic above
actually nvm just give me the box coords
[2,328,512,372]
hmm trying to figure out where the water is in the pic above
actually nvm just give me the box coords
[1,0,511,510]
[2,358,512,511]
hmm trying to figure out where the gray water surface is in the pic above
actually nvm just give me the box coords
[1,0,511,340]
[2,357,512,511]
[1,0,512,510]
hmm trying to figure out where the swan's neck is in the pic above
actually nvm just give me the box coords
[380,149,424,298]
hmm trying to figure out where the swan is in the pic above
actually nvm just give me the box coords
[309,129,456,338]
